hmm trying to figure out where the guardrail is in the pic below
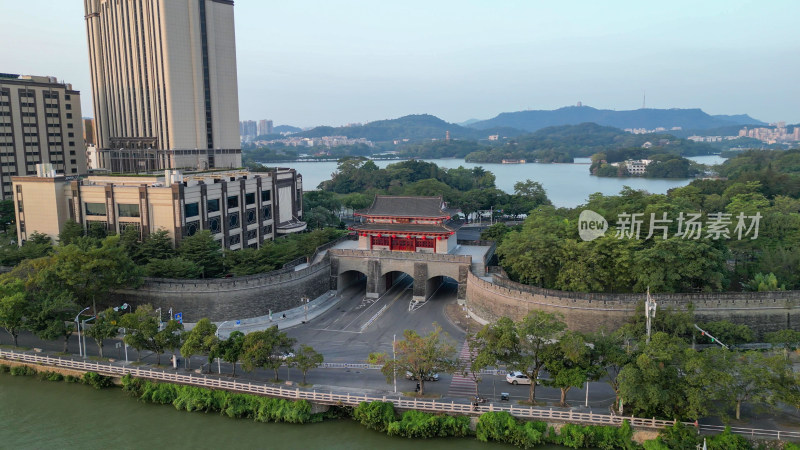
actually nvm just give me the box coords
[1,349,798,441]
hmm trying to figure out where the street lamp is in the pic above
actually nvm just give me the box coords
[113,303,130,364]
[82,316,96,359]
[301,297,310,322]
[75,307,90,357]
[215,321,231,374]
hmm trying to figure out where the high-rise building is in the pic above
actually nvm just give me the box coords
[258,119,273,137]
[239,120,257,141]
[84,0,242,173]
[83,118,95,146]
[0,73,87,200]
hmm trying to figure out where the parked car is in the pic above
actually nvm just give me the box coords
[405,371,439,381]
[506,371,531,385]
[279,351,295,360]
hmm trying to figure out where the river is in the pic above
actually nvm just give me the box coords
[0,374,584,449]
[270,155,725,208]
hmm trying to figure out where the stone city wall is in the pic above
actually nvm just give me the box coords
[466,272,800,338]
[111,256,332,322]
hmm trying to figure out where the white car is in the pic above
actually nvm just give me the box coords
[405,371,439,381]
[506,371,531,385]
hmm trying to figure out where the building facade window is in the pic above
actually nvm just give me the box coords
[207,198,220,213]
[85,202,106,216]
[209,216,221,233]
[227,195,238,208]
[118,203,140,217]
[184,202,199,217]
[185,220,200,237]
[246,229,257,241]
[261,190,271,202]
[262,205,271,220]
[246,208,257,225]
[228,211,240,229]
[228,234,240,246]
[262,224,272,235]
[245,192,255,205]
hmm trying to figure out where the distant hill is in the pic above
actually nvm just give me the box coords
[274,125,302,134]
[293,114,525,142]
[469,105,765,132]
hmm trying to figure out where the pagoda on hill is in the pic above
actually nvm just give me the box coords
[350,195,460,254]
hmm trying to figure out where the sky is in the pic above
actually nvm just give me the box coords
[1,0,798,127]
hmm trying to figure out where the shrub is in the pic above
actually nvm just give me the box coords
[9,365,36,376]
[0,364,10,373]
[64,374,79,383]
[476,411,547,448]
[644,422,700,449]
[82,372,114,389]
[121,374,145,396]
[353,401,396,432]
[706,426,752,450]
[37,371,64,382]
[385,410,470,439]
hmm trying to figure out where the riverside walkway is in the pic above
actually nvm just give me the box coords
[2,348,798,442]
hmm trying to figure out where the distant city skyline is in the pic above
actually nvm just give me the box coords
[2,0,799,127]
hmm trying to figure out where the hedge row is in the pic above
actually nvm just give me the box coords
[121,374,331,424]
[0,363,111,387]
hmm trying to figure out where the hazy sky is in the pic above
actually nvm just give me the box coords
[2,0,798,127]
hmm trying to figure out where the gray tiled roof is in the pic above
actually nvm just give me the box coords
[356,195,451,218]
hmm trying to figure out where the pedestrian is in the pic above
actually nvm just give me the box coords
[282,313,286,319]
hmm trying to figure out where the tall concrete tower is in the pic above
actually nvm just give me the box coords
[84,0,242,172]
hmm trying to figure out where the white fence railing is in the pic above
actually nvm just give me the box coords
[2,349,798,441]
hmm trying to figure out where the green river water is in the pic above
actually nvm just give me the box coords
[0,375,576,450]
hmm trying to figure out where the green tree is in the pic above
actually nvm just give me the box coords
[212,330,245,377]
[541,331,591,407]
[58,220,84,246]
[119,304,183,365]
[765,329,800,359]
[0,200,14,234]
[180,318,218,371]
[17,232,53,260]
[617,332,701,419]
[368,323,457,395]
[590,330,634,410]
[83,308,121,358]
[145,257,202,278]
[476,311,566,403]
[0,277,27,347]
[240,326,296,381]
[42,237,141,313]
[178,230,223,278]
[27,293,79,353]
[87,222,108,239]
[289,345,324,385]
[138,229,176,264]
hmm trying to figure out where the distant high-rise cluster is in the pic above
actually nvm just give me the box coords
[240,119,274,142]
[84,0,242,172]
[739,122,800,144]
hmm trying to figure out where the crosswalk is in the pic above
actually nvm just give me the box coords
[447,341,478,398]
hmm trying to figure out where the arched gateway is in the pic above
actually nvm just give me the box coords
[328,196,489,302]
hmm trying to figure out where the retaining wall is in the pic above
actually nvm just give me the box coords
[111,256,332,322]
[466,272,800,337]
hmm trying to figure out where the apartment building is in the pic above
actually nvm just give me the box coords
[13,167,306,248]
[0,74,87,200]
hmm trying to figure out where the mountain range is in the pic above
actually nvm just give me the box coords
[278,106,766,143]
[468,106,765,133]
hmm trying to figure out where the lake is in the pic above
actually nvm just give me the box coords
[269,155,725,208]
[0,374,577,449]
